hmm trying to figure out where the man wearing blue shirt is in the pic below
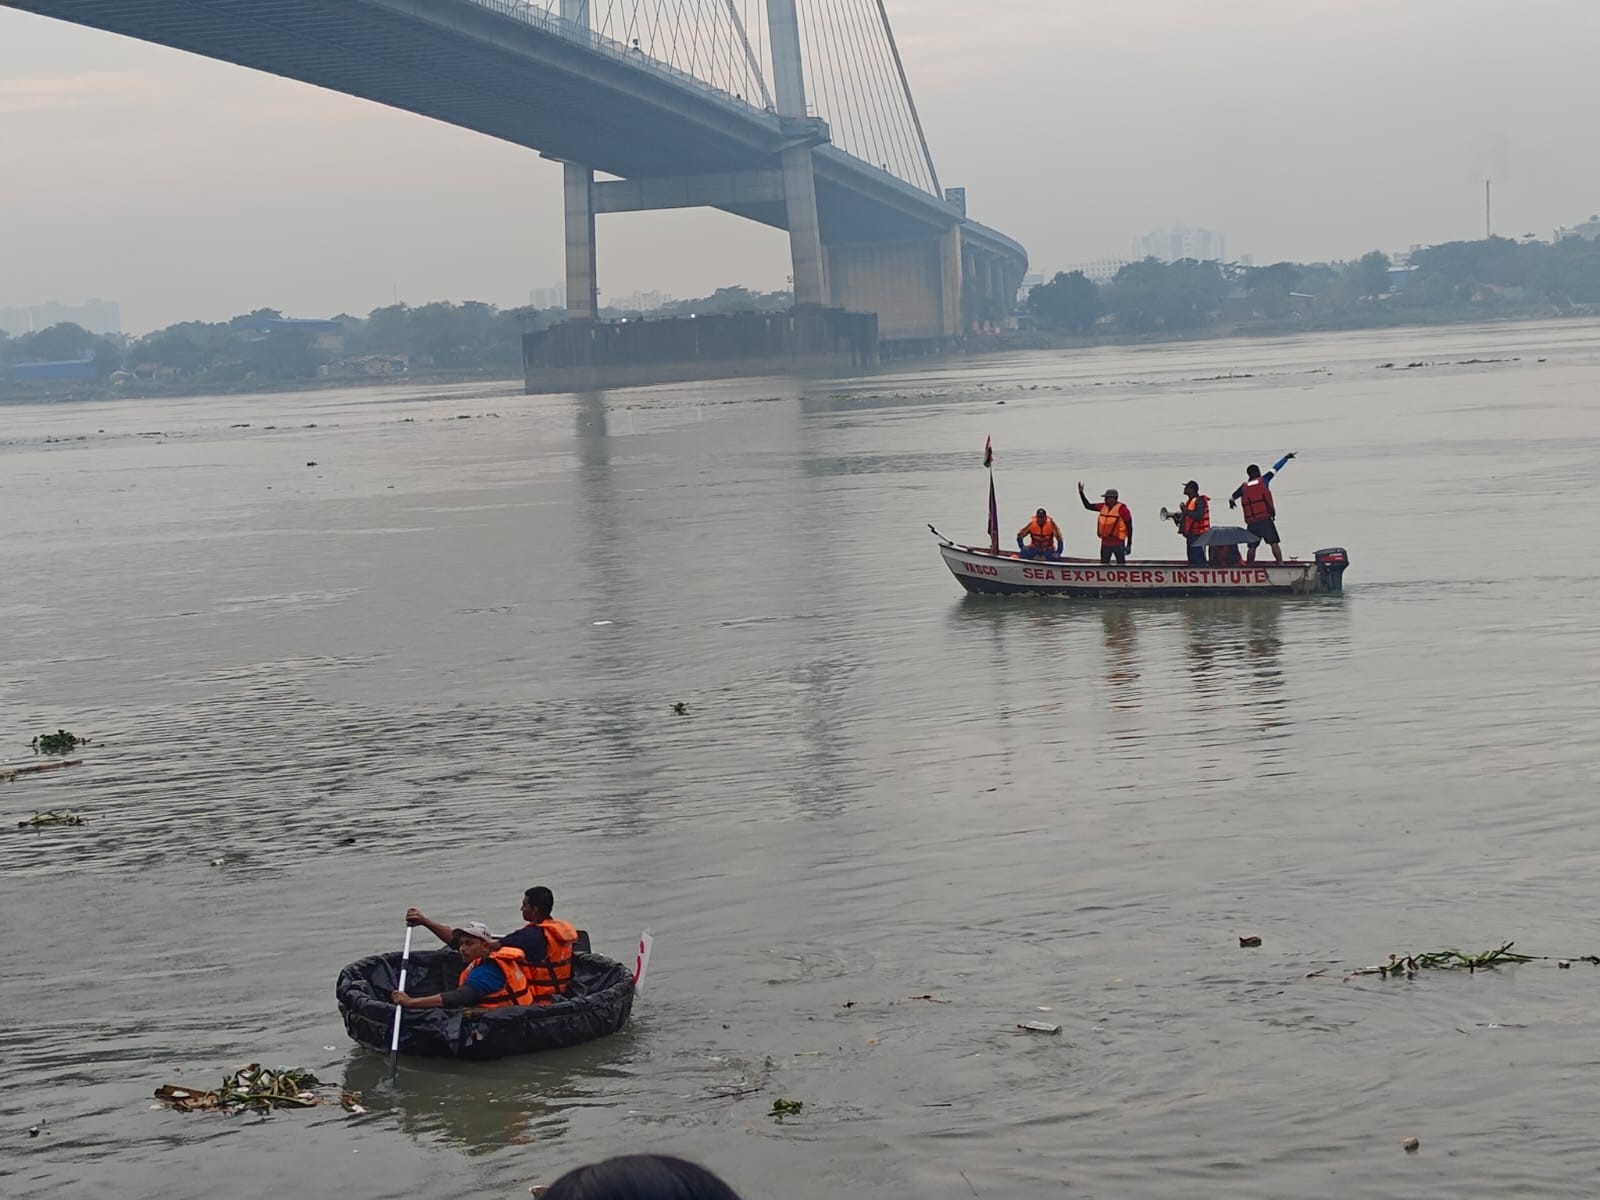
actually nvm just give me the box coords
[391,921,527,1009]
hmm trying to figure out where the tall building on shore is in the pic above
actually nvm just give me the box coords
[1134,225,1227,264]
[530,283,566,309]
[0,298,122,336]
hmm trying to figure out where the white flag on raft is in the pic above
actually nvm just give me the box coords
[633,930,654,995]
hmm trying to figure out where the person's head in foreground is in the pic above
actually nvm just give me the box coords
[542,1154,743,1200]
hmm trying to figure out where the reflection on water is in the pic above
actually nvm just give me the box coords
[945,594,1358,779]
[341,1037,636,1153]
[1098,606,1142,704]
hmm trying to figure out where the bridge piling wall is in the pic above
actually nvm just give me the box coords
[523,307,878,393]
[825,234,960,343]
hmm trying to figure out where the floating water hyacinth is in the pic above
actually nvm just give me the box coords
[31,730,88,756]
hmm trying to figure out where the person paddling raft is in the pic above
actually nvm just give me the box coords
[406,886,581,1002]
[1078,482,1133,565]
[391,921,535,1010]
[1229,452,1296,563]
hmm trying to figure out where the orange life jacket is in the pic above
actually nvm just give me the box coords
[1019,516,1059,549]
[458,947,536,1009]
[1096,503,1128,544]
[523,918,579,1004]
[1240,478,1274,523]
[1180,495,1211,537]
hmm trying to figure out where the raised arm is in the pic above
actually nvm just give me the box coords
[1077,482,1097,512]
[405,907,457,947]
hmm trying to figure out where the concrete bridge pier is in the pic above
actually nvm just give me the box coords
[769,0,827,307]
[558,0,598,321]
[563,161,599,320]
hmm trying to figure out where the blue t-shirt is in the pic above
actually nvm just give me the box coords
[461,960,506,999]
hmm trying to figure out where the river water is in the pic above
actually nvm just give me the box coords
[3,319,1599,1199]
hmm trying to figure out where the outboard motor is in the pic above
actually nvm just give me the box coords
[1313,547,1349,592]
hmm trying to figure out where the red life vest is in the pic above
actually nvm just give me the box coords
[458,947,535,1009]
[1019,516,1059,549]
[1096,503,1128,544]
[1180,495,1211,537]
[524,918,579,1004]
[1240,478,1274,523]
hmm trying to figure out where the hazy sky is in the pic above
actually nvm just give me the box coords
[3,0,1599,332]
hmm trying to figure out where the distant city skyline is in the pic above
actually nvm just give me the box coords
[0,297,121,337]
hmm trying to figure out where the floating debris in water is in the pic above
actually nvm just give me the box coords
[18,810,84,828]
[154,1065,334,1114]
[1403,1136,1420,1153]
[769,1098,803,1121]
[1017,1020,1061,1034]
[2,758,83,783]
[1360,942,1535,978]
[31,730,88,756]
[1238,935,1262,948]
[672,702,689,715]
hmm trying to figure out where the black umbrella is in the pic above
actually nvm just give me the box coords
[1194,525,1261,547]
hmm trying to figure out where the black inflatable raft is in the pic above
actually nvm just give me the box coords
[336,948,634,1060]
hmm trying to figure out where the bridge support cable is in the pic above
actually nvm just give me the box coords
[860,0,934,193]
[503,0,935,194]
[788,0,937,196]
[724,2,774,110]
[824,0,902,183]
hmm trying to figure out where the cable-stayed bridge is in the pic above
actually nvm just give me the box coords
[6,0,1026,351]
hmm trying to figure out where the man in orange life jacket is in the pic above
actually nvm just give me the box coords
[1229,452,1295,563]
[1016,507,1063,560]
[1078,482,1133,565]
[391,921,535,1010]
[1167,480,1210,565]
[405,886,581,1002]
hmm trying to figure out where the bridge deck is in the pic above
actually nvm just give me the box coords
[8,0,1024,261]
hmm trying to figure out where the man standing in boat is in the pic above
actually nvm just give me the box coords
[406,885,581,1002]
[1168,480,1211,565]
[1078,482,1133,565]
[1016,507,1063,560]
[1229,452,1295,563]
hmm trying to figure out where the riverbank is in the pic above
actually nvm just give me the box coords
[6,305,1594,403]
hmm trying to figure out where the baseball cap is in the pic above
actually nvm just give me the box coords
[453,921,497,942]
[1184,479,1199,489]
[1102,488,1119,498]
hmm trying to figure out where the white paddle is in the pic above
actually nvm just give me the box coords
[387,926,414,1076]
